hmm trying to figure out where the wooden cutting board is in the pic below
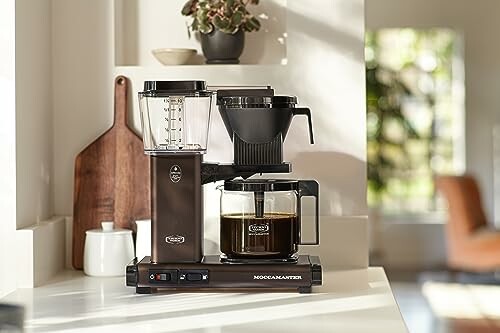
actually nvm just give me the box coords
[72,75,150,270]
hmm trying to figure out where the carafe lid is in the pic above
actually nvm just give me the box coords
[224,179,299,192]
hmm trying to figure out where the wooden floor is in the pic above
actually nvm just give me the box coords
[390,272,500,333]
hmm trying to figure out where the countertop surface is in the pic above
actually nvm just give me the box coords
[1,268,407,332]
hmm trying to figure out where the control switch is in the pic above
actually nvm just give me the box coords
[186,273,202,281]
[179,270,209,284]
[148,270,178,284]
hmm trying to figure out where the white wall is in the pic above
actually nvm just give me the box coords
[1,0,66,293]
[377,221,447,269]
[52,0,115,216]
[15,0,53,229]
[52,0,369,269]
[366,0,500,268]
[0,0,17,298]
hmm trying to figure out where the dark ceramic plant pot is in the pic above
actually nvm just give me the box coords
[200,29,245,64]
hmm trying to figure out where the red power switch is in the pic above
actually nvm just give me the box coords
[150,271,173,282]
[154,273,170,281]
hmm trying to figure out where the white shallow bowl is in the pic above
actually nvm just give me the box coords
[152,48,197,65]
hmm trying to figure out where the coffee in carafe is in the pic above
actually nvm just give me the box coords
[218,179,319,263]
[220,213,298,259]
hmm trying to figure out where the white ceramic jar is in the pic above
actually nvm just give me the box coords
[83,222,134,277]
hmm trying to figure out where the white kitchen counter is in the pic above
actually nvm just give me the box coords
[1,268,407,332]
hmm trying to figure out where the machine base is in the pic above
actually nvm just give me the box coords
[127,255,322,294]
[219,254,299,264]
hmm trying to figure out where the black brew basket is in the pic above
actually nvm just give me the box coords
[217,90,314,165]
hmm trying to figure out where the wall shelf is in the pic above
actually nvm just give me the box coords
[115,64,286,70]
[114,0,288,67]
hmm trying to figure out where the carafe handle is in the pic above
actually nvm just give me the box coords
[292,108,314,144]
[298,180,319,245]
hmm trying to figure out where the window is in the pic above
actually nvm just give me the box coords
[366,29,465,214]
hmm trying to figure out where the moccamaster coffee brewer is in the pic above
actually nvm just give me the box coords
[126,81,322,293]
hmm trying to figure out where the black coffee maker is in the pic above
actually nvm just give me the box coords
[126,81,322,293]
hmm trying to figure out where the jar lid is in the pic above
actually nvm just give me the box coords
[86,222,132,235]
[86,228,132,235]
[223,179,299,192]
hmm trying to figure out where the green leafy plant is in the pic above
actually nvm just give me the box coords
[366,64,423,205]
[366,66,418,200]
[181,0,261,35]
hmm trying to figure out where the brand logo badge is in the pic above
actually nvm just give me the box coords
[249,223,269,235]
[253,275,303,280]
[165,235,185,244]
[169,165,182,183]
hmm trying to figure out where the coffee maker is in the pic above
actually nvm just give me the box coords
[126,81,322,293]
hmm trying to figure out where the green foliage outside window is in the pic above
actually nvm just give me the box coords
[366,29,458,213]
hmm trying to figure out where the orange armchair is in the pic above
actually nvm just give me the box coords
[435,175,500,272]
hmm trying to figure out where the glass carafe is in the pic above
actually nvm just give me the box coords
[218,179,319,262]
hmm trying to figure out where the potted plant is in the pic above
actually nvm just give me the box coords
[181,0,261,64]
